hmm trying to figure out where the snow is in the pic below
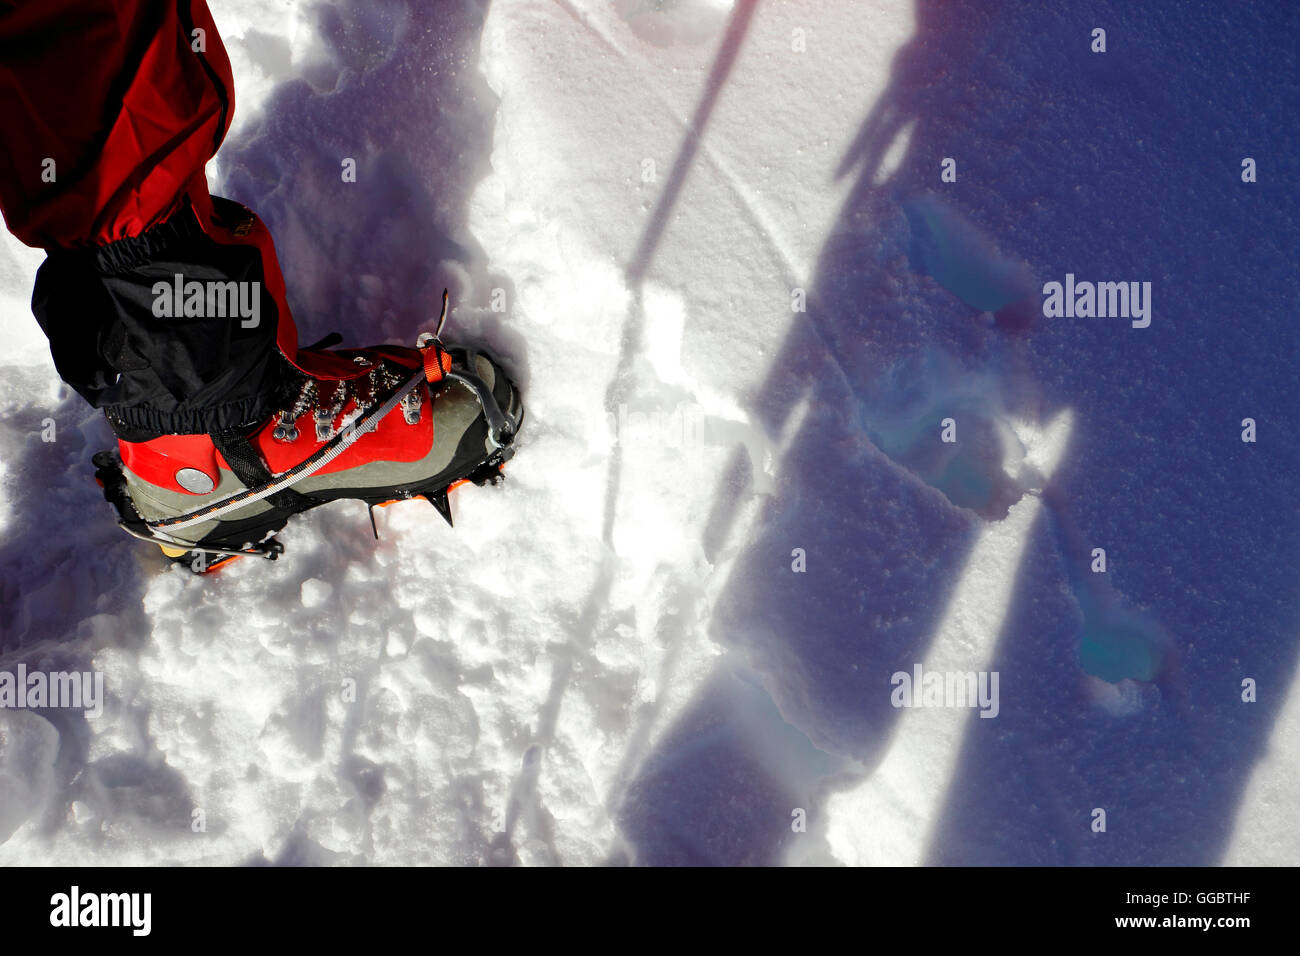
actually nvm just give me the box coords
[1,0,1297,866]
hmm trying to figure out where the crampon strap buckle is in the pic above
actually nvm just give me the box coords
[417,290,516,452]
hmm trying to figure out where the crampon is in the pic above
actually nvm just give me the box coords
[91,291,523,574]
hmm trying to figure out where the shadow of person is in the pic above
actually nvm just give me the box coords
[622,0,1300,865]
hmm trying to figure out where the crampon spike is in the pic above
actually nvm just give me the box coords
[424,489,454,527]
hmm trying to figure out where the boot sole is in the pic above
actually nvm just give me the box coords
[120,368,524,574]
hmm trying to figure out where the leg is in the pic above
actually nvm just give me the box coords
[0,0,302,438]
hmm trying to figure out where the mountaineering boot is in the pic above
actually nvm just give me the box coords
[93,317,524,573]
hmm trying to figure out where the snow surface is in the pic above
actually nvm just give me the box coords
[0,0,1297,866]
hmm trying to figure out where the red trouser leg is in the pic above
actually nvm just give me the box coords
[0,0,303,437]
[0,0,234,246]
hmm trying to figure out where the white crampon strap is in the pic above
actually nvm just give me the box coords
[151,368,426,534]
